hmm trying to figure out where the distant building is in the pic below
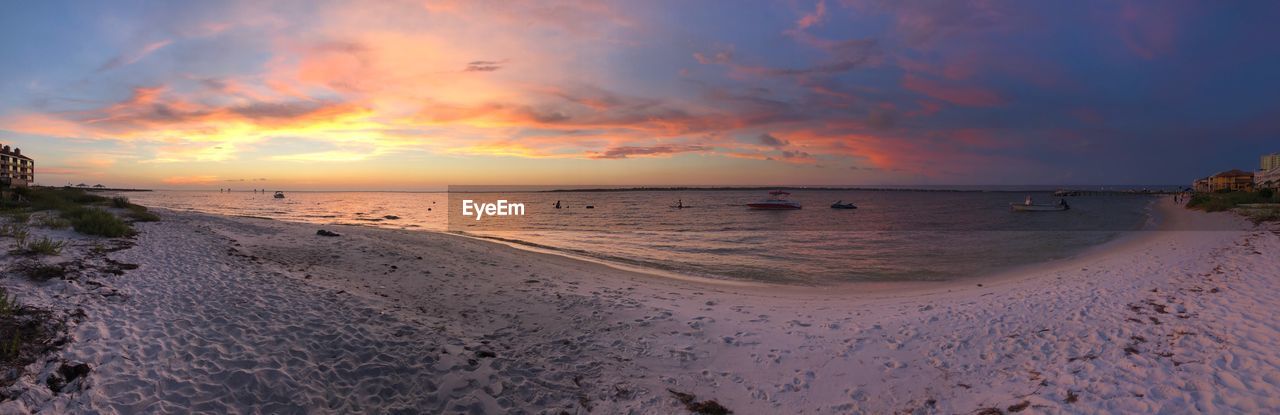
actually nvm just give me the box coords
[1253,152,1280,190]
[1262,153,1280,172]
[1193,176,1213,193]
[0,143,35,187]
[1258,168,1280,190]
[1206,169,1254,192]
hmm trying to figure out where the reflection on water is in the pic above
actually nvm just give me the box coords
[124,190,1154,284]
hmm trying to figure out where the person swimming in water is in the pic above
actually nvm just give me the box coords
[555,200,561,209]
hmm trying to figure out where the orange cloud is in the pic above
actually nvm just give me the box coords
[161,175,220,185]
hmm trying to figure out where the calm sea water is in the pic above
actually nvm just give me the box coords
[123,189,1158,284]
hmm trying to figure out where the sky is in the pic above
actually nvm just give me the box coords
[2,0,1279,190]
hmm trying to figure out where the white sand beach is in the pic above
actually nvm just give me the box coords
[2,196,1278,414]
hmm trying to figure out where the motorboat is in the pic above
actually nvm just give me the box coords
[273,191,285,199]
[830,201,857,209]
[1011,196,1068,212]
[1011,204,1067,212]
[747,190,802,210]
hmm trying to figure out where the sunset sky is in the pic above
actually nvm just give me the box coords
[2,0,1279,189]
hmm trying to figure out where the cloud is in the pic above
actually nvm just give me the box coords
[901,74,1004,107]
[98,40,173,72]
[591,145,710,159]
[464,60,506,72]
[162,175,220,185]
[1110,1,1188,60]
[758,133,788,147]
[795,0,828,30]
[697,39,880,77]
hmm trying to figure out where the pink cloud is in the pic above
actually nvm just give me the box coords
[1115,1,1184,60]
[901,74,1004,107]
[794,0,828,31]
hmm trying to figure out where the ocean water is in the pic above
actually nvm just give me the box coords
[124,189,1158,284]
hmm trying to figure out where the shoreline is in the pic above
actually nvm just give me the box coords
[3,194,1277,413]
[130,194,1177,294]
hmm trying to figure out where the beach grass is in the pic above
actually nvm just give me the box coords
[4,187,153,236]
[0,285,60,383]
[18,236,65,256]
[36,214,72,230]
[1187,190,1278,212]
[65,207,134,237]
[125,204,160,222]
[110,196,131,209]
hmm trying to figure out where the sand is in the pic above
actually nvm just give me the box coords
[2,197,1278,414]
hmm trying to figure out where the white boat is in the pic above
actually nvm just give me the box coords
[1010,203,1067,212]
[1011,196,1068,212]
[747,190,802,210]
[273,191,285,199]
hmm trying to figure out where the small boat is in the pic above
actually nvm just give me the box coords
[585,205,595,209]
[830,201,857,209]
[1010,196,1068,212]
[1011,204,1067,212]
[273,191,285,199]
[747,190,802,210]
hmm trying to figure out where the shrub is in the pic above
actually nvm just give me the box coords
[0,223,29,239]
[3,209,31,225]
[1248,208,1280,224]
[110,196,131,208]
[63,208,133,237]
[1260,188,1274,199]
[19,236,65,255]
[22,187,107,213]
[0,285,58,368]
[127,209,160,222]
[36,215,71,229]
[123,204,159,222]
[1186,191,1269,212]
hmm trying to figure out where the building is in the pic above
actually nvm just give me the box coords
[1257,153,1280,190]
[1262,153,1280,172]
[1193,176,1213,193]
[1257,167,1280,190]
[1205,169,1254,192]
[0,143,35,187]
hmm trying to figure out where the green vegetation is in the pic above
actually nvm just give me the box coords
[1186,190,1280,212]
[65,207,133,237]
[1242,207,1280,224]
[2,209,30,225]
[36,214,71,229]
[124,204,160,222]
[110,196,131,208]
[18,236,65,255]
[0,223,29,239]
[0,285,59,373]
[1,187,155,237]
